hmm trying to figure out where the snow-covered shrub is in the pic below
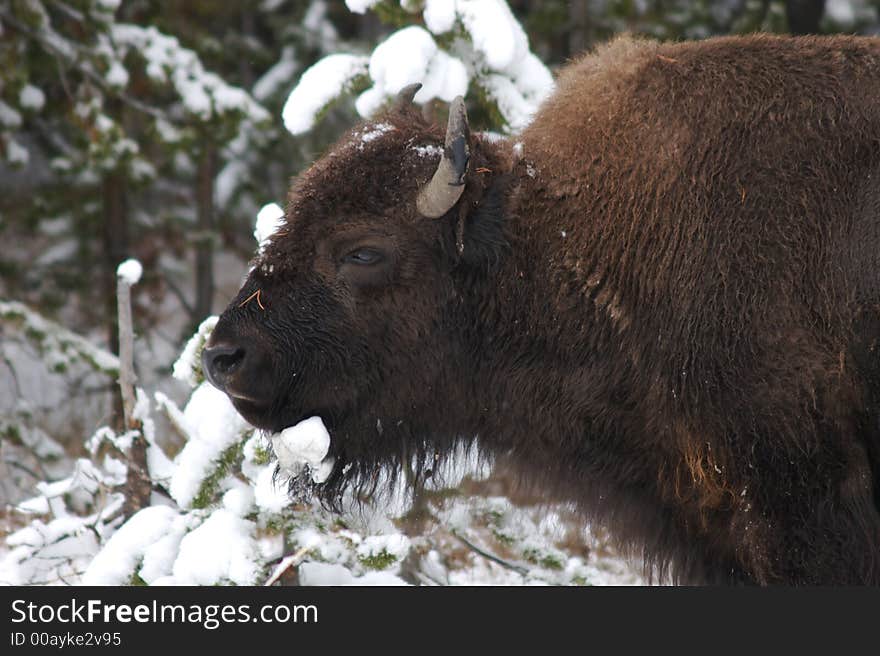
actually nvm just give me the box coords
[0,300,641,586]
[0,301,122,508]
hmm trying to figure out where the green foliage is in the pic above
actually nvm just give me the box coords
[522,547,565,570]
[129,571,148,586]
[190,440,246,510]
[372,0,417,27]
[0,300,120,377]
[250,444,272,467]
[358,549,399,570]
[0,422,24,447]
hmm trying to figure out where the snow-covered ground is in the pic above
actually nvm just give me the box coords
[1,466,645,587]
[0,317,644,586]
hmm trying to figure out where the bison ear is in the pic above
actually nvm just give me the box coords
[395,83,422,109]
[416,96,470,219]
[456,178,507,269]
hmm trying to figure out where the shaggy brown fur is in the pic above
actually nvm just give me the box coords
[205,34,880,585]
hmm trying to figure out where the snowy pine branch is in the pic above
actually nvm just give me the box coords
[282,0,555,136]
[0,300,120,377]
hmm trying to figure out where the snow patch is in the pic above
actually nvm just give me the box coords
[15,496,50,515]
[5,138,29,166]
[345,0,381,13]
[111,25,269,123]
[171,509,260,585]
[0,100,22,128]
[412,144,443,158]
[356,534,411,564]
[0,300,119,375]
[282,54,369,135]
[420,49,469,103]
[255,202,284,250]
[252,464,290,514]
[116,258,142,285]
[458,0,525,71]
[168,383,250,508]
[359,122,393,144]
[290,0,551,133]
[222,484,255,517]
[138,516,193,583]
[424,0,457,33]
[354,26,467,117]
[482,74,533,132]
[105,60,130,88]
[81,506,180,585]
[253,46,298,101]
[172,315,218,388]
[299,562,409,586]
[19,85,46,111]
[827,0,856,24]
[271,417,334,484]
[368,27,437,99]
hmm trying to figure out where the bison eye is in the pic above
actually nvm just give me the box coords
[342,248,384,266]
[333,239,396,288]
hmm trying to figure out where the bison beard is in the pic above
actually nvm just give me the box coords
[205,34,880,585]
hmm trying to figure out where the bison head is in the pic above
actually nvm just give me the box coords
[202,87,506,503]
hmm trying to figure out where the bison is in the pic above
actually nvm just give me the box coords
[203,34,880,585]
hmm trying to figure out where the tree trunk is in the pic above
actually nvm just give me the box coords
[239,5,256,89]
[194,136,217,326]
[102,167,128,389]
[786,0,826,34]
[568,0,590,58]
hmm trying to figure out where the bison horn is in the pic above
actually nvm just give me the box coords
[416,96,470,218]
[395,83,422,108]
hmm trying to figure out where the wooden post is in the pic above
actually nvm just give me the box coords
[116,269,137,430]
[116,260,151,516]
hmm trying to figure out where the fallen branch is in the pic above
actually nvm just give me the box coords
[263,545,314,586]
[451,531,530,577]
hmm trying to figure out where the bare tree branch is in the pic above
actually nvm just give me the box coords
[263,545,313,586]
[159,267,196,318]
[452,531,530,577]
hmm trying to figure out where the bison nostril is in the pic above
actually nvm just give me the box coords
[202,344,246,390]
[214,348,244,374]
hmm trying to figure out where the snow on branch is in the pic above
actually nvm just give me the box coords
[0,300,120,376]
[282,0,554,135]
[110,25,270,124]
[282,54,369,136]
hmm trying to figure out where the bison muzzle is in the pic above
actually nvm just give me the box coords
[204,34,880,585]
